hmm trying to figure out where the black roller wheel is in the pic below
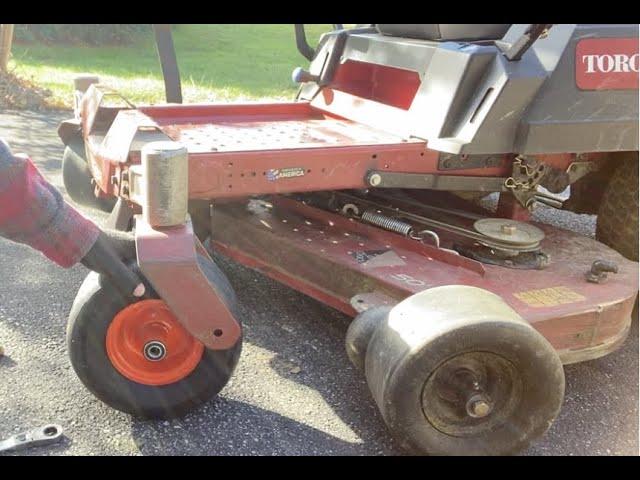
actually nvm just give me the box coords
[345,306,391,372]
[189,200,213,243]
[364,285,565,456]
[67,255,242,419]
[62,138,116,213]
[596,153,638,261]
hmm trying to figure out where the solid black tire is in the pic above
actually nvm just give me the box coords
[596,153,639,261]
[62,139,116,213]
[67,256,242,419]
[364,287,565,456]
[345,306,391,372]
[188,200,212,243]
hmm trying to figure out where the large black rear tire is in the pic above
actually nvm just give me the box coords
[596,153,639,261]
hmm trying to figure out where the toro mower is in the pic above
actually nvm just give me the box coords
[58,24,639,455]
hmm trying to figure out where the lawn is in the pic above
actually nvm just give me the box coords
[9,24,333,108]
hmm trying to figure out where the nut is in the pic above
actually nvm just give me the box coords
[466,394,493,418]
[501,224,517,235]
[471,400,491,417]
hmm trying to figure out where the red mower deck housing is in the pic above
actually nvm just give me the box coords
[70,83,638,363]
[210,196,637,364]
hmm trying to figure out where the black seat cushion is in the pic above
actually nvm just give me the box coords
[376,24,512,41]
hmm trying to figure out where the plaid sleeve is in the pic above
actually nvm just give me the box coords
[0,141,100,268]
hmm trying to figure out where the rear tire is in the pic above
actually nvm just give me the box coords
[67,256,242,419]
[62,138,116,213]
[596,154,638,261]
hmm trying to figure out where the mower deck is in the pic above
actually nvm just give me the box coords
[210,196,637,364]
[86,97,636,366]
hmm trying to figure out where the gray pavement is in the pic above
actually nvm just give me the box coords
[0,109,637,456]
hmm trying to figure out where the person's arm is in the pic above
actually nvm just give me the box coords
[0,138,144,298]
[0,139,100,267]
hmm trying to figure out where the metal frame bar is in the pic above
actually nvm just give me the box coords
[152,24,183,104]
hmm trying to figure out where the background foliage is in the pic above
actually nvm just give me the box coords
[8,24,332,108]
[15,24,150,45]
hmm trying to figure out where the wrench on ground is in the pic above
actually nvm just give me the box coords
[0,424,64,454]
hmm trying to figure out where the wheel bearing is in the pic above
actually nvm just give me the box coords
[143,341,167,361]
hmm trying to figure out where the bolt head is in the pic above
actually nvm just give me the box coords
[471,400,491,417]
[466,394,493,418]
[369,174,382,187]
[501,224,517,235]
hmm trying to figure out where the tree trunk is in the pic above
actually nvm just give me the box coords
[0,24,15,72]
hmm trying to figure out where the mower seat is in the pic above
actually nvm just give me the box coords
[376,24,511,41]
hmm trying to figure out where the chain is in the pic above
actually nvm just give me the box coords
[504,156,542,191]
[503,156,549,210]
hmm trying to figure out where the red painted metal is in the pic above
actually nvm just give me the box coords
[331,60,421,110]
[79,89,578,202]
[273,196,486,275]
[496,192,532,221]
[135,215,241,350]
[310,88,413,138]
[210,197,637,362]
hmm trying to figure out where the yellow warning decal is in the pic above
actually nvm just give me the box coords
[514,286,586,308]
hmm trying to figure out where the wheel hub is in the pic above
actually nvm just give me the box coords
[106,299,204,386]
[421,352,522,437]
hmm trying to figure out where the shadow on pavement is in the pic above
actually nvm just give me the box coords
[130,398,378,456]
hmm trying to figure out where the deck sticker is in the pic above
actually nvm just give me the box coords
[352,249,406,268]
[514,286,586,308]
[266,167,306,181]
[390,273,427,287]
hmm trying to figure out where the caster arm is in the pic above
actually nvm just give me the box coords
[131,141,241,350]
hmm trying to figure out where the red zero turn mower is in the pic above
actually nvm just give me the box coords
[58,24,639,455]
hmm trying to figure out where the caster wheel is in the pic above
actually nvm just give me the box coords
[67,255,242,419]
[345,306,391,372]
[364,285,565,456]
[62,138,116,213]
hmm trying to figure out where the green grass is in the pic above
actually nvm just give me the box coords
[9,24,333,108]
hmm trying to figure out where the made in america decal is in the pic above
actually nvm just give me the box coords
[266,167,306,181]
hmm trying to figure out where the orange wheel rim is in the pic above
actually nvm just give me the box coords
[106,299,204,386]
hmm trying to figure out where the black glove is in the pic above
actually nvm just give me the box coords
[81,229,146,299]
